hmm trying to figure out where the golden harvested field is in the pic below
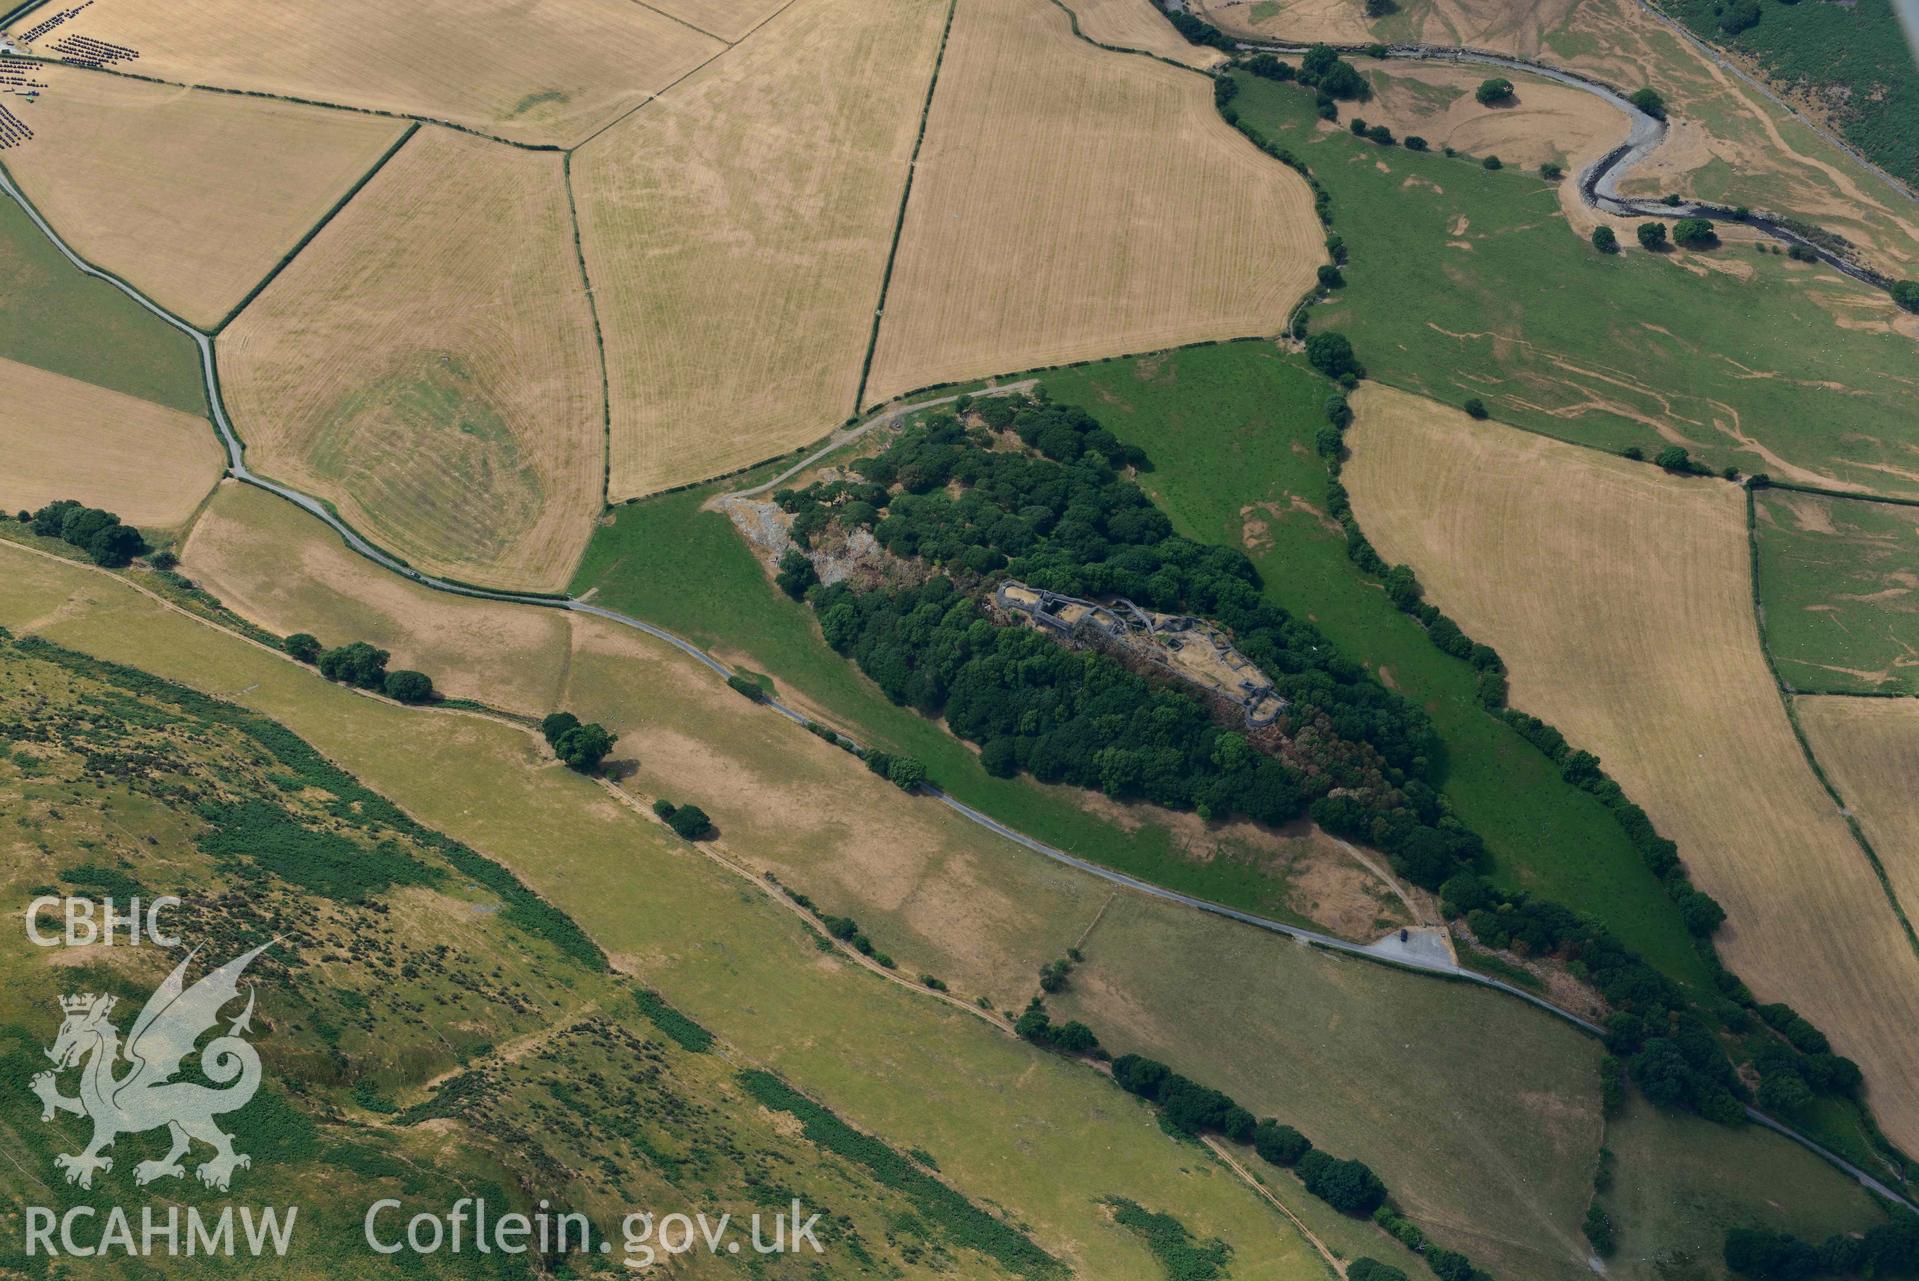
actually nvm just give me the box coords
[1196,0,1919,275]
[575,0,948,499]
[1797,697,1919,937]
[218,127,604,593]
[640,0,793,42]
[3,68,407,329]
[6,0,722,148]
[0,355,221,528]
[1351,61,1629,172]
[863,0,1319,405]
[179,482,573,715]
[1342,383,1919,1154]
[1067,0,1226,67]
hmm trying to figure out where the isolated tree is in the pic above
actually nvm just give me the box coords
[60,504,114,547]
[1672,217,1717,249]
[1253,1120,1313,1166]
[1757,1070,1813,1116]
[1481,154,1503,170]
[1654,445,1693,473]
[1591,225,1619,254]
[1539,161,1564,180]
[284,632,323,664]
[1349,1263,1410,1281]
[1463,398,1489,420]
[29,499,78,538]
[86,522,145,568]
[541,711,581,747]
[555,722,617,774]
[383,670,434,704]
[1678,889,1726,936]
[665,803,713,840]
[1891,280,1919,313]
[1475,77,1514,105]
[318,641,390,689]
[1304,331,1362,381]
[1718,0,1760,34]
[1636,221,1669,251]
[1629,87,1667,120]
[1583,1205,1617,1257]
[886,754,927,791]
[1403,134,1428,151]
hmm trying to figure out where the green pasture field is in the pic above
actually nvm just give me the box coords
[1754,487,1919,694]
[1038,341,1713,987]
[0,182,208,416]
[1227,72,1919,499]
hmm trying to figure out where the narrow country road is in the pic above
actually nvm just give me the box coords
[2,74,1912,1215]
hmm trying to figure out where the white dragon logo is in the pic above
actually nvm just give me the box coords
[29,943,269,1191]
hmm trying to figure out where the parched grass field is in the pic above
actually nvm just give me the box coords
[219,127,604,593]
[1199,0,1919,275]
[640,0,793,42]
[0,356,222,528]
[1755,490,1919,695]
[0,186,206,415]
[1797,696,1919,949]
[0,541,1333,1281]
[179,482,574,714]
[575,0,949,499]
[1229,72,1919,497]
[862,0,1320,405]
[1351,59,1629,172]
[1343,383,1919,1154]
[5,0,723,148]
[3,67,407,329]
[1066,0,1226,67]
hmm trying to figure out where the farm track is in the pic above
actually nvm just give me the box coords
[2,5,1916,1218]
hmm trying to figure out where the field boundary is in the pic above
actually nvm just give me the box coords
[1045,0,1214,75]
[1743,486,1919,968]
[2,54,565,152]
[209,121,421,335]
[851,0,960,417]
[562,151,615,518]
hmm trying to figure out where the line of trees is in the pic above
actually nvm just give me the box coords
[540,711,616,774]
[17,499,145,567]
[283,632,434,704]
[1725,1218,1919,1280]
